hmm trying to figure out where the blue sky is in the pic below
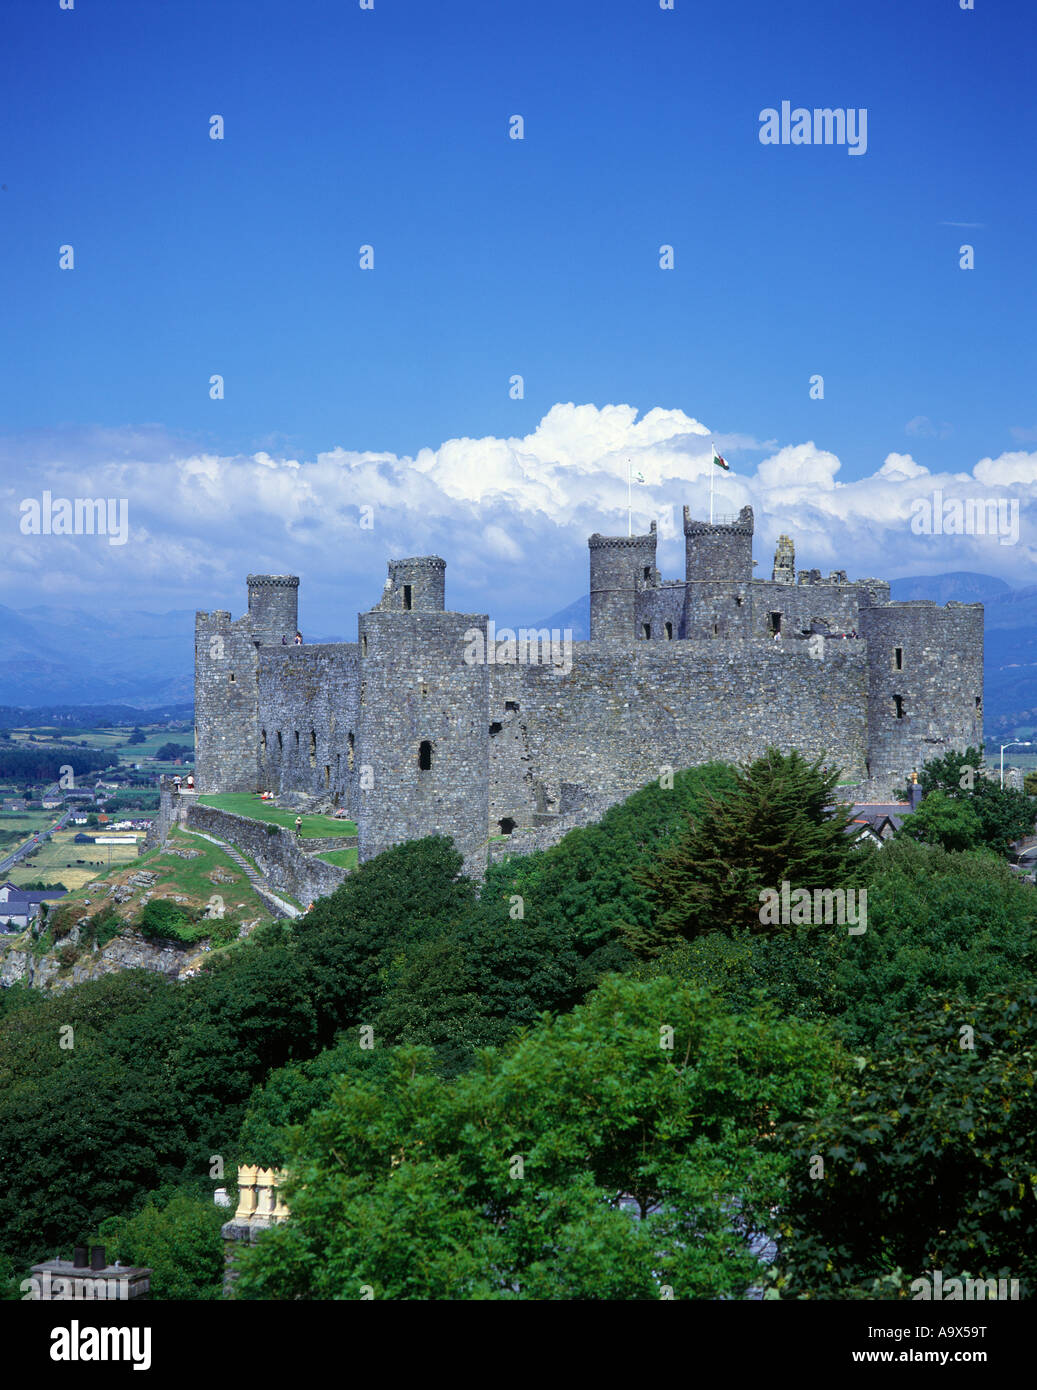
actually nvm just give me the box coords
[2,0,1036,632]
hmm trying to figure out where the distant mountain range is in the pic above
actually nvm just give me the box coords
[1,573,1034,740]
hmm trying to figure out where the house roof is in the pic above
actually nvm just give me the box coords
[845,802,911,836]
[1,887,66,905]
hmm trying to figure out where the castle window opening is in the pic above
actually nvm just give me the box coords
[735,595,745,606]
[768,612,781,635]
[277,731,283,752]
[664,621,673,640]
[324,764,330,787]
[229,672,235,682]
[713,623,718,636]
[403,584,413,611]
[643,566,651,580]
[894,646,903,671]
[505,700,519,712]
[490,722,502,736]
[421,682,429,697]
[310,731,317,767]
[361,635,368,656]
[893,694,904,719]
[975,696,982,711]
[348,732,355,770]
[261,730,267,754]
[418,740,433,771]
[499,817,516,836]
[295,731,300,747]
[642,623,651,640]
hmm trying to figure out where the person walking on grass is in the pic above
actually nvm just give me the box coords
[295,815,302,838]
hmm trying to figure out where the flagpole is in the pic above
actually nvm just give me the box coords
[709,445,715,524]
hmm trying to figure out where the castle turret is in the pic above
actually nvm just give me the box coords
[682,504,753,638]
[373,556,446,612]
[588,524,658,640]
[859,599,984,786]
[247,574,299,646]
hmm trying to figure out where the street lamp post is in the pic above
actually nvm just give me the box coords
[1000,741,1032,790]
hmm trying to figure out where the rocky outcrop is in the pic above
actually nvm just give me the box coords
[0,926,198,993]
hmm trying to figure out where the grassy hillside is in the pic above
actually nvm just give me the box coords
[45,826,276,940]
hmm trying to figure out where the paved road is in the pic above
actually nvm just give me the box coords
[0,808,73,875]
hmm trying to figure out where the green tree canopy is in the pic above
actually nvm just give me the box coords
[97,1191,224,1301]
[899,789,984,852]
[772,982,1037,1299]
[233,974,844,1300]
[632,748,860,953]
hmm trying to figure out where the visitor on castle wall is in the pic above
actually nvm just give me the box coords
[186,774,195,789]
[294,631,303,645]
[281,635,288,645]
[295,816,303,836]
[172,774,182,792]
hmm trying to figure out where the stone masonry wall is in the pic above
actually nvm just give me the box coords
[195,611,260,794]
[186,804,348,905]
[257,644,360,811]
[356,610,490,877]
[487,638,869,822]
[860,601,984,783]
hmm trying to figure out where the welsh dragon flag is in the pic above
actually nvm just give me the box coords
[712,443,729,471]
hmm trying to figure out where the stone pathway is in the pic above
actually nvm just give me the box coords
[181,829,301,919]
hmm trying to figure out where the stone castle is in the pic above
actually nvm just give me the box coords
[195,505,984,874]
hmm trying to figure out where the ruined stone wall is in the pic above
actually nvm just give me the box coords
[635,583,686,641]
[186,804,348,905]
[256,644,359,811]
[749,579,865,639]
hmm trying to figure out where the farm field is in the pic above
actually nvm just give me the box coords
[7,827,141,891]
[3,724,194,768]
[198,793,357,837]
[0,812,58,833]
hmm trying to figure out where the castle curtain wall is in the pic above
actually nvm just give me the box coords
[256,644,359,807]
[487,638,870,815]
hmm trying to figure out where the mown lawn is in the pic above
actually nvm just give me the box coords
[317,846,359,870]
[198,793,356,837]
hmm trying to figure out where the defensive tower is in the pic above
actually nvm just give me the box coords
[374,556,446,613]
[682,504,754,638]
[588,524,658,640]
[859,599,984,784]
[246,575,299,646]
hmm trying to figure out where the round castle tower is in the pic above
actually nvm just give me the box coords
[859,599,984,785]
[246,575,299,646]
[374,556,446,612]
[588,524,658,640]
[681,504,754,638]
